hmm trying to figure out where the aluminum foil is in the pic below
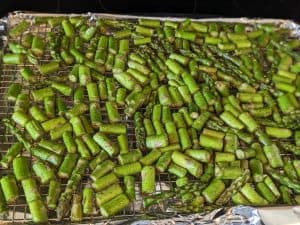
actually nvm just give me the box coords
[1,11,300,224]
[5,11,300,34]
[129,206,261,225]
[0,16,7,59]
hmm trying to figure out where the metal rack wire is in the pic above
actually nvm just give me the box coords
[1,12,298,224]
[0,13,182,224]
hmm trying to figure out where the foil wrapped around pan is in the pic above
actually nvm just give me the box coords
[126,206,261,225]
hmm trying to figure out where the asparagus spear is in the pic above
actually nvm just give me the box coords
[83,186,96,215]
[124,176,135,200]
[3,119,32,151]
[0,142,23,168]
[134,112,146,150]
[171,151,203,177]
[58,153,78,178]
[96,183,123,206]
[202,179,225,203]
[47,180,61,210]
[57,158,88,220]
[240,183,268,206]
[13,156,31,181]
[215,169,250,205]
[99,193,129,217]
[265,166,300,193]
[0,175,19,203]
[28,200,49,223]
[0,186,7,216]
[70,194,83,222]
[32,160,55,184]
[141,166,156,194]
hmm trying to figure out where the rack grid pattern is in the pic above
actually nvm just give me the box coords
[1,13,295,224]
[0,14,181,224]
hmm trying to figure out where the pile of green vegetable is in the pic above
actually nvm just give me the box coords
[1,16,300,223]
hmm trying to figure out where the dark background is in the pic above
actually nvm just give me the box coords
[1,0,299,21]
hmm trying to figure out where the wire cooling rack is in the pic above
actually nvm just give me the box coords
[0,13,183,224]
[1,11,299,224]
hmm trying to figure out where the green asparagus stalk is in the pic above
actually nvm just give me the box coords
[32,160,55,184]
[28,200,49,223]
[265,165,300,193]
[96,184,123,210]
[90,160,115,181]
[38,139,65,155]
[47,180,61,210]
[83,186,96,215]
[13,156,31,181]
[43,96,55,117]
[215,169,250,205]
[93,132,119,157]
[31,146,62,167]
[134,112,146,150]
[57,158,88,220]
[0,175,19,203]
[240,183,268,205]
[58,153,78,178]
[92,172,118,192]
[202,179,225,203]
[124,176,135,200]
[114,162,142,177]
[99,193,129,217]
[2,119,32,151]
[0,142,23,168]
[141,166,156,194]
[21,178,41,203]
[0,185,7,216]
[171,151,203,177]
[70,194,83,222]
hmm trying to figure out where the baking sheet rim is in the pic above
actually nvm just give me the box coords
[7,10,300,25]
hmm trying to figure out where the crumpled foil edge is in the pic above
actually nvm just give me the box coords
[128,206,261,225]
